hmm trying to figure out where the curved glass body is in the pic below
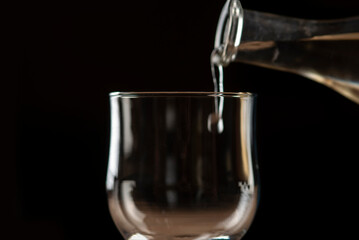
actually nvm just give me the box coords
[106,92,259,240]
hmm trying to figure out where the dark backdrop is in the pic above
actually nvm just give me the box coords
[7,0,359,239]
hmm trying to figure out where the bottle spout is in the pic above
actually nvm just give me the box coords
[212,0,244,66]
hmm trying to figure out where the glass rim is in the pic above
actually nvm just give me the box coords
[109,91,256,98]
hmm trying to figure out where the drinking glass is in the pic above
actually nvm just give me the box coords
[106,92,259,240]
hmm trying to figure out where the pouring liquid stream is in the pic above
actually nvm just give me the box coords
[208,0,244,133]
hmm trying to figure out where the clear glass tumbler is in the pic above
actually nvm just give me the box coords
[106,92,259,240]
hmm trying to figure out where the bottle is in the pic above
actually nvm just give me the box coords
[214,0,359,103]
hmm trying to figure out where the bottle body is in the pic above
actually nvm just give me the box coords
[235,38,359,103]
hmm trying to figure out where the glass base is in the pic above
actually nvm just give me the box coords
[126,231,247,240]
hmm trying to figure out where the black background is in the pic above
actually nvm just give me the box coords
[6,0,359,239]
